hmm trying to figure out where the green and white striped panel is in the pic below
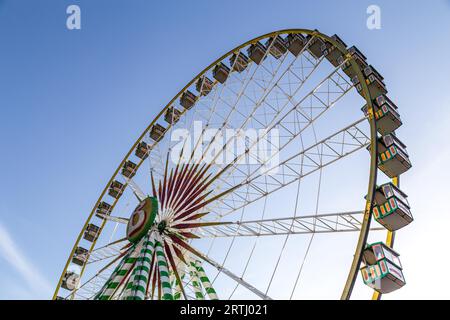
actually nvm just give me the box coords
[189,260,204,300]
[122,232,155,300]
[170,259,186,300]
[172,273,185,300]
[95,242,141,300]
[194,260,218,300]
[155,240,173,300]
[130,233,156,300]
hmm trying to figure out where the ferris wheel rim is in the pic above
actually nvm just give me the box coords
[53,28,383,300]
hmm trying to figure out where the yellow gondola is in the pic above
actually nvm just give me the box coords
[212,62,230,84]
[149,123,167,142]
[108,180,124,199]
[286,33,306,57]
[121,160,137,178]
[83,223,100,242]
[338,46,367,79]
[72,246,88,266]
[247,41,266,65]
[229,52,249,72]
[195,76,214,96]
[265,35,287,59]
[164,106,181,124]
[305,30,324,59]
[135,141,150,160]
[180,90,197,110]
[95,201,111,219]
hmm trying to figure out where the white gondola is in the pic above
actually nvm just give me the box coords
[195,76,214,96]
[352,65,387,99]
[372,182,413,231]
[305,31,324,59]
[376,134,412,178]
[83,223,100,242]
[149,123,167,142]
[72,246,89,266]
[230,52,249,72]
[361,242,405,294]
[62,271,80,291]
[164,106,182,124]
[135,141,150,160]
[180,90,197,110]
[321,34,347,67]
[247,41,266,65]
[95,201,112,219]
[121,160,137,178]
[265,36,287,59]
[362,94,402,135]
[286,33,306,57]
[108,180,124,199]
[338,46,367,79]
[212,62,230,84]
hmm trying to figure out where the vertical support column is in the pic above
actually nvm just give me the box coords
[131,233,156,300]
[122,232,155,300]
[172,273,185,300]
[121,268,137,299]
[188,260,204,300]
[194,260,218,300]
[155,239,173,300]
[95,245,139,300]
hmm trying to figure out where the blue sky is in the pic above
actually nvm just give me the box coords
[0,0,450,299]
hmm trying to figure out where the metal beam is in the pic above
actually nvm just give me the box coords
[195,211,383,238]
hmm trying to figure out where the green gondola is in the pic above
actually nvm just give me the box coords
[372,182,413,231]
[362,94,402,135]
[376,134,412,178]
[361,242,405,294]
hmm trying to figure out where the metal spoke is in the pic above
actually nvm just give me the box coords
[202,117,370,217]
[206,61,353,219]
[87,238,128,264]
[94,214,128,224]
[199,253,272,300]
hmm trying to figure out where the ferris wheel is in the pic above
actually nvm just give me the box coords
[53,29,413,300]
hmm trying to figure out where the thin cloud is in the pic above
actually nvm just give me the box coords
[0,222,53,298]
